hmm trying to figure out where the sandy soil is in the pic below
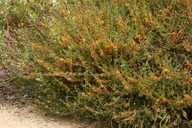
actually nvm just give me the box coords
[0,104,90,128]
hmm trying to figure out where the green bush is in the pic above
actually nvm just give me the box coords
[1,0,192,127]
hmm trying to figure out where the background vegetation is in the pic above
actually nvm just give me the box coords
[0,0,192,127]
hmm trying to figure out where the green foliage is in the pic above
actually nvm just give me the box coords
[1,0,192,127]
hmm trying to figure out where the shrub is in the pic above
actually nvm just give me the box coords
[2,0,192,127]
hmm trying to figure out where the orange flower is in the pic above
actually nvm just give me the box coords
[184,94,192,100]
[164,9,169,13]
[154,76,161,81]
[148,54,151,60]
[182,110,187,119]
[64,13,67,17]
[3,62,11,66]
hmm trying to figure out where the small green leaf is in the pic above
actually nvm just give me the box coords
[43,88,49,93]
[36,78,43,82]
[40,73,44,80]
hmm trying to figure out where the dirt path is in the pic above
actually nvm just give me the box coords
[0,104,89,128]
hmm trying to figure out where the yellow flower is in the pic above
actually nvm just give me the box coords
[82,38,85,42]
[116,69,120,74]
[47,100,51,103]
[56,111,59,114]
[178,30,182,33]
[171,91,175,95]
[15,44,17,46]
[66,103,70,108]
[124,103,130,107]
[22,75,28,79]
[162,96,166,101]
[82,92,86,97]
[162,68,169,73]
[156,99,160,102]
[42,111,47,114]
[182,110,187,119]
[133,18,136,21]
[156,108,160,112]
[186,49,191,52]
[59,58,64,61]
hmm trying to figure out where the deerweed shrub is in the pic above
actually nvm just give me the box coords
[2,0,192,127]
